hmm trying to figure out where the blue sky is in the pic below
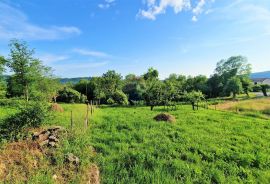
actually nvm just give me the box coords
[0,0,270,79]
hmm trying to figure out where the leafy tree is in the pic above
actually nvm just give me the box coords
[185,75,208,94]
[112,90,129,105]
[184,91,205,110]
[144,79,163,111]
[207,74,223,98]
[102,70,122,98]
[214,56,251,97]
[123,74,145,103]
[260,84,269,97]
[161,80,177,110]
[73,79,90,100]
[32,78,62,102]
[165,74,186,99]
[57,87,85,103]
[6,40,51,101]
[215,56,251,79]
[0,56,7,98]
[143,67,159,81]
[0,56,7,76]
[240,77,253,97]
[225,77,243,99]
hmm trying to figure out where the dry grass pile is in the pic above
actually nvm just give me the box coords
[154,113,176,123]
[51,103,64,112]
[0,140,46,182]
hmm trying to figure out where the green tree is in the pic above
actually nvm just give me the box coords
[123,74,145,104]
[0,56,7,98]
[207,74,223,98]
[225,77,243,99]
[57,87,85,103]
[112,90,129,105]
[102,70,122,98]
[240,77,253,97]
[6,40,51,101]
[184,91,205,110]
[143,67,159,81]
[215,56,251,79]
[214,56,251,96]
[260,84,269,97]
[144,79,163,111]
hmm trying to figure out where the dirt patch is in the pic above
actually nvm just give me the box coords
[51,103,64,112]
[0,140,45,182]
[87,164,100,184]
[0,126,100,183]
[154,113,176,123]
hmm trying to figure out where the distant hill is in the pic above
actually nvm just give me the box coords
[250,71,270,79]
[59,77,90,84]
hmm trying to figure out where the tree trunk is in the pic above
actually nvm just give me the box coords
[233,93,236,99]
[25,85,29,102]
[192,102,195,111]
[151,106,154,111]
[262,89,268,97]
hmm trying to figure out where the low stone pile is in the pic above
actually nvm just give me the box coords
[64,153,80,166]
[32,126,64,148]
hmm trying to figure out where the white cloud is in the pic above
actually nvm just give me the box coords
[138,0,191,20]
[192,0,205,15]
[73,48,110,58]
[137,0,213,20]
[38,54,69,64]
[0,2,81,40]
[98,0,116,9]
[191,15,198,22]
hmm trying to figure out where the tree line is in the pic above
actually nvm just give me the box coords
[0,40,269,110]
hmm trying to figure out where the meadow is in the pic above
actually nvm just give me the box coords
[1,103,270,183]
[212,97,270,119]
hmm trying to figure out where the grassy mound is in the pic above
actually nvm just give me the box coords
[154,113,176,123]
[51,103,64,112]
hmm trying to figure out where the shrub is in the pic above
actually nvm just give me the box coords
[57,87,85,103]
[0,98,24,107]
[0,102,49,141]
[107,98,115,105]
[112,90,129,105]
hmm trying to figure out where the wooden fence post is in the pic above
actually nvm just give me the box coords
[90,100,93,115]
[85,103,89,127]
[70,110,73,129]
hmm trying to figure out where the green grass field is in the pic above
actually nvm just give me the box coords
[53,104,270,183]
[1,103,270,183]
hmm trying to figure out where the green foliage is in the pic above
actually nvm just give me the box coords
[184,91,205,110]
[0,98,24,107]
[5,39,55,101]
[107,97,115,105]
[0,102,49,141]
[240,77,253,97]
[102,70,122,97]
[112,90,129,105]
[123,74,145,103]
[57,87,85,103]
[143,67,159,80]
[144,79,163,110]
[225,77,243,98]
[260,84,270,97]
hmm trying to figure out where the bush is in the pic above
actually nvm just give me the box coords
[112,90,129,105]
[57,87,86,103]
[0,98,24,107]
[107,98,115,105]
[0,102,49,141]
